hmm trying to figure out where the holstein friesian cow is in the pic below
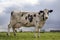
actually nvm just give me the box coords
[7,9,53,38]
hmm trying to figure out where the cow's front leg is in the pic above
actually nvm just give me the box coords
[34,27,39,38]
[34,27,40,38]
[13,27,16,36]
[34,22,39,38]
[7,24,11,36]
[38,28,40,38]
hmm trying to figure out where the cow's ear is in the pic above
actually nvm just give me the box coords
[49,10,53,13]
[38,10,43,15]
[40,11,43,13]
[11,11,13,16]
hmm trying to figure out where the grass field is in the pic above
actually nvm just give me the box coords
[0,32,60,40]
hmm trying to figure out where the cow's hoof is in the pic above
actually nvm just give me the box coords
[37,36,40,38]
[7,33,10,36]
[14,34,16,36]
[15,30,17,33]
[33,36,40,38]
[33,36,37,38]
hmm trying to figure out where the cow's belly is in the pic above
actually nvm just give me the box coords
[14,22,35,28]
[23,22,35,27]
[13,23,22,28]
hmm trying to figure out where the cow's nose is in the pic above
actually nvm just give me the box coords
[45,17,48,19]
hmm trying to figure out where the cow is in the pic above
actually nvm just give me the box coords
[7,9,53,38]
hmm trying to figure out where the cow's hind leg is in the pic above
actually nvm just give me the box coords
[13,27,16,36]
[34,22,40,38]
[7,24,11,36]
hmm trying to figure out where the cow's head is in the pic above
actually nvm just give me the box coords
[38,9,53,20]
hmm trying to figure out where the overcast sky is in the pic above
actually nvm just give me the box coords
[0,0,60,30]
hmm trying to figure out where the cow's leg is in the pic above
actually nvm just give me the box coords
[35,27,41,38]
[38,28,40,38]
[34,22,39,38]
[34,26,39,38]
[13,27,16,36]
[15,29,17,33]
[7,24,11,36]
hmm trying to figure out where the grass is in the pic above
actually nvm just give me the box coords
[0,32,60,40]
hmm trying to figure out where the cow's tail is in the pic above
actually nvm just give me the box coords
[11,11,14,16]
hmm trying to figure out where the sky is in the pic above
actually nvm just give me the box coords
[0,0,60,31]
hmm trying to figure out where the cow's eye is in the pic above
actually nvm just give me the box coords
[41,13,44,17]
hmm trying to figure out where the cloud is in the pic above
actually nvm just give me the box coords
[45,0,56,3]
[0,0,57,15]
[0,0,60,31]
[0,0,40,26]
[39,0,57,6]
[0,8,4,15]
[0,0,39,15]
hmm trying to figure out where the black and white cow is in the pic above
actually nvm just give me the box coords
[7,9,53,38]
